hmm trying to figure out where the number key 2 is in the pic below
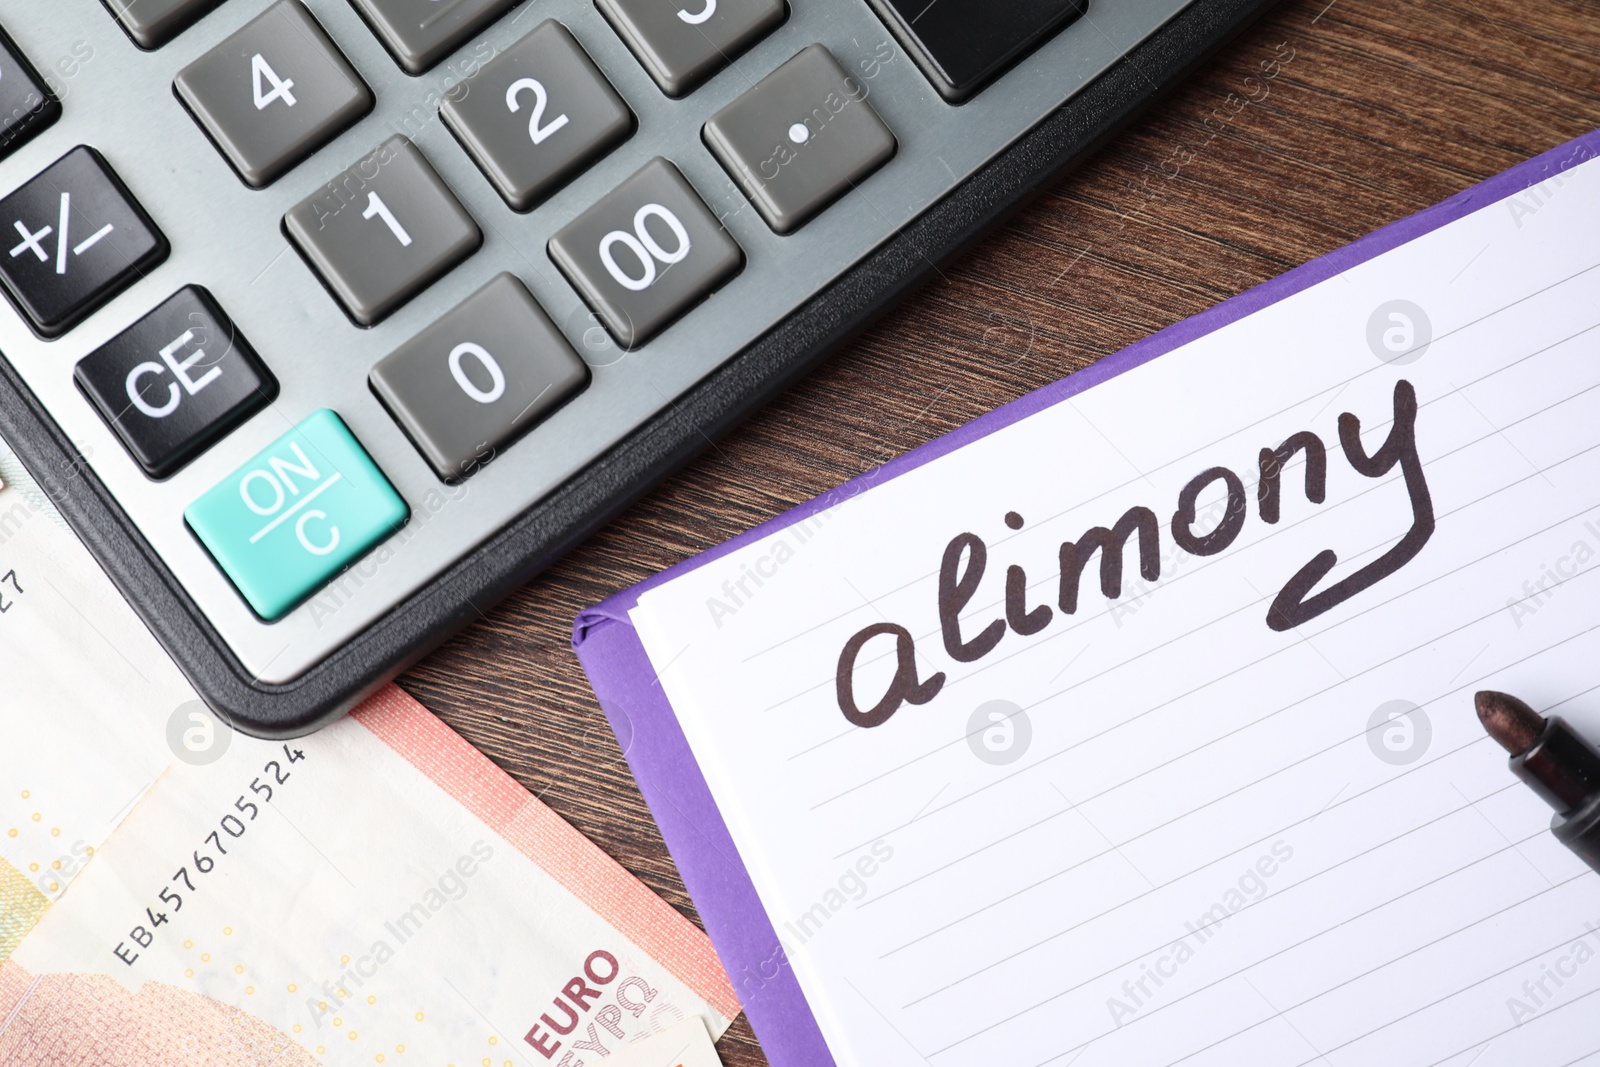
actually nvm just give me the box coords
[441,20,633,212]
[174,0,373,189]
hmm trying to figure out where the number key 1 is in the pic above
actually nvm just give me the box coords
[441,21,634,212]
[174,0,373,188]
[284,136,481,326]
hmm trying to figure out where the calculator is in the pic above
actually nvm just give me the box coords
[0,0,1276,735]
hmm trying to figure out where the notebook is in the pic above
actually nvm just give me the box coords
[574,128,1600,1067]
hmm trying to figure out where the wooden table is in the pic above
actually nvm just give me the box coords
[401,1,1600,1062]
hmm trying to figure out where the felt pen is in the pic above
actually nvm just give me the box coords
[1476,690,1600,874]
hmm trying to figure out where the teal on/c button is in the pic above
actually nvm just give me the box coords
[185,410,409,621]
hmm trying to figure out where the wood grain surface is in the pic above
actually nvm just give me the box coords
[400,2,1600,1063]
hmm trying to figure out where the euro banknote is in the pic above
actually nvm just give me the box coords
[0,441,740,1063]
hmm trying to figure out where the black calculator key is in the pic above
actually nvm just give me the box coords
[74,287,276,478]
[0,146,168,338]
[0,23,62,159]
[866,0,1087,102]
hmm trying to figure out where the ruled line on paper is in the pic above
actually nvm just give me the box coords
[1016,829,1564,1067]
[904,782,1528,1003]
[903,569,1600,1060]
[942,870,1590,1063]
[884,618,1600,1006]
[1228,880,1596,1067]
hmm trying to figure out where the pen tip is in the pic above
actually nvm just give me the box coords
[1475,690,1545,756]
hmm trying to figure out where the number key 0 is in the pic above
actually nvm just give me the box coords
[370,273,589,482]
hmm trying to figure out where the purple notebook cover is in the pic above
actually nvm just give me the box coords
[572,128,1600,1067]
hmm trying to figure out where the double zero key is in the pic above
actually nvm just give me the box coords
[549,158,742,348]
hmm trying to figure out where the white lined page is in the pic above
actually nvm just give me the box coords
[630,153,1600,1067]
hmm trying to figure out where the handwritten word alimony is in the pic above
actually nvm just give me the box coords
[835,380,1434,727]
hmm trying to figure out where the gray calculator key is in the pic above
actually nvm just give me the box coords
[549,158,742,348]
[105,0,224,49]
[284,135,481,326]
[174,0,373,188]
[441,21,633,212]
[370,273,588,481]
[596,0,786,97]
[348,0,518,75]
[704,44,896,234]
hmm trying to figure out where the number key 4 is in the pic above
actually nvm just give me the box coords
[174,0,373,189]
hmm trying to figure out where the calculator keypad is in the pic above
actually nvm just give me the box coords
[0,24,61,159]
[370,273,589,482]
[704,45,896,234]
[174,0,373,189]
[184,409,409,621]
[596,0,787,97]
[104,0,225,50]
[74,286,275,478]
[441,20,633,212]
[348,0,518,75]
[0,146,167,339]
[549,158,742,347]
[284,136,481,327]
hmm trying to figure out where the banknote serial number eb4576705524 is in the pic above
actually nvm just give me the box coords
[112,743,307,966]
